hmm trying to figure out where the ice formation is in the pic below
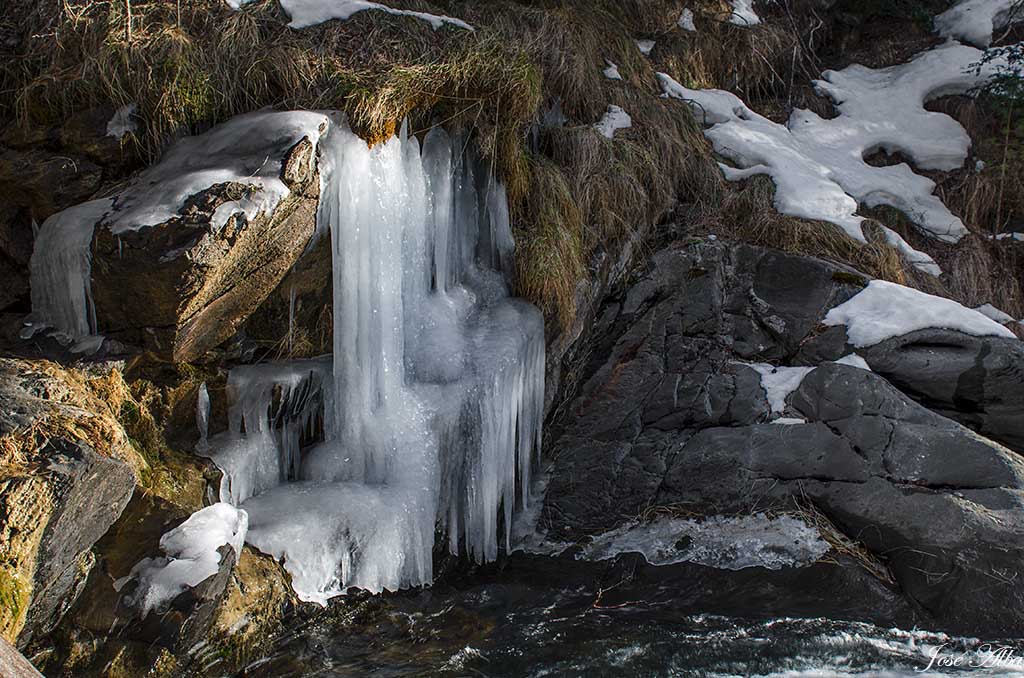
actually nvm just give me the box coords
[678,8,697,32]
[658,42,1008,266]
[279,0,473,30]
[579,514,830,570]
[204,118,544,603]
[120,503,248,616]
[196,382,211,450]
[27,110,329,342]
[936,0,1022,47]
[825,280,1017,347]
[603,60,622,81]
[594,105,632,138]
[728,0,761,26]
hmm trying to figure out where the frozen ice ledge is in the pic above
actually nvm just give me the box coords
[197,116,545,603]
[28,111,545,604]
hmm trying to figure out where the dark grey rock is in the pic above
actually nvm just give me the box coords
[543,240,1024,636]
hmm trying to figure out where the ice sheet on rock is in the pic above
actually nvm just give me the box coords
[215,118,545,602]
[748,363,816,414]
[594,105,632,138]
[120,503,247,616]
[106,103,138,139]
[974,303,1016,324]
[280,0,473,30]
[825,280,1017,347]
[936,0,1022,47]
[728,0,761,25]
[658,42,1007,245]
[28,110,329,342]
[636,39,656,55]
[678,8,697,31]
[603,60,622,80]
[579,514,830,570]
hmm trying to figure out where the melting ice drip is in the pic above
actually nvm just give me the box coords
[206,118,545,603]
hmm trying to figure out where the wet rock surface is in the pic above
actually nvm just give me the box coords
[542,241,1024,637]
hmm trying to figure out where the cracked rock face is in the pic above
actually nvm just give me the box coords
[543,241,1024,636]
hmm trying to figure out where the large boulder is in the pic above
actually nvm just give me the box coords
[800,326,1024,454]
[28,110,331,363]
[0,359,140,648]
[543,240,1024,636]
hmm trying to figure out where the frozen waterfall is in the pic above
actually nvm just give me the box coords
[205,117,545,603]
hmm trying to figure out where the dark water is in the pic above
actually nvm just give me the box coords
[216,554,1024,678]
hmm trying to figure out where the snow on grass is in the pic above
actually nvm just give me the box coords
[603,60,622,80]
[935,0,1022,47]
[636,39,656,55]
[728,0,761,26]
[748,364,816,414]
[974,303,1017,324]
[993,232,1024,241]
[658,42,1007,262]
[678,8,697,31]
[120,503,248,616]
[278,0,473,30]
[579,514,830,570]
[594,105,632,139]
[106,103,137,139]
[825,280,1017,347]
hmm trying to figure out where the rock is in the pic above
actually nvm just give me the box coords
[543,240,1024,636]
[0,359,140,648]
[846,330,1024,454]
[0,636,42,677]
[28,111,330,363]
[0,147,103,223]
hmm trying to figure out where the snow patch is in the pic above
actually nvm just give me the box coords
[835,353,872,371]
[678,8,697,31]
[935,0,1022,47]
[603,60,622,80]
[579,514,830,570]
[974,302,1017,324]
[636,39,656,55]
[106,103,138,139]
[594,105,632,138]
[279,0,473,30]
[728,0,761,26]
[748,364,816,414]
[658,42,1006,249]
[825,280,1017,347]
[120,503,247,616]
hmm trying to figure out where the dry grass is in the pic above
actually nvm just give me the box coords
[792,497,896,586]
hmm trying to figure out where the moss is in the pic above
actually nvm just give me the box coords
[0,567,28,642]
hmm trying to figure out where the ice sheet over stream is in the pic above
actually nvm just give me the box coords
[205,117,545,603]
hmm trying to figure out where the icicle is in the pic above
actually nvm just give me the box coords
[205,115,544,603]
[196,382,211,452]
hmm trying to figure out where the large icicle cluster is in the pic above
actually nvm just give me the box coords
[203,117,544,603]
[26,110,329,343]
[659,42,1009,274]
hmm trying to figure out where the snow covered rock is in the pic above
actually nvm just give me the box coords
[27,110,330,362]
[659,42,1007,252]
